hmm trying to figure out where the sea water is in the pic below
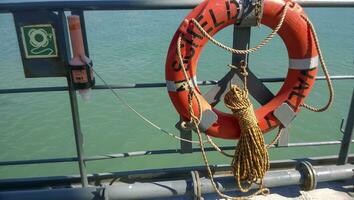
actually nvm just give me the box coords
[0,7,353,178]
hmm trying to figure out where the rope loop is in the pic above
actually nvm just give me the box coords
[190,2,289,55]
[300,14,334,112]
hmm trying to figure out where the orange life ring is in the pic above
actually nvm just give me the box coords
[165,0,318,139]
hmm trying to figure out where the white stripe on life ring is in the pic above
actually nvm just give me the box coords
[199,109,218,131]
[166,76,197,92]
[289,56,318,70]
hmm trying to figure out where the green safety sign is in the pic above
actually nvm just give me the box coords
[21,24,58,59]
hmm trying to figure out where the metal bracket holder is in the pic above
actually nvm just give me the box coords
[237,0,264,27]
[203,29,274,106]
[273,103,297,147]
[176,118,193,154]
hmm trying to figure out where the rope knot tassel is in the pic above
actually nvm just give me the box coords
[224,84,270,192]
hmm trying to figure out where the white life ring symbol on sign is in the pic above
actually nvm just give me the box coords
[28,28,54,55]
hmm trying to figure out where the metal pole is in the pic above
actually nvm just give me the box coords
[337,89,354,165]
[66,78,89,187]
[60,11,89,187]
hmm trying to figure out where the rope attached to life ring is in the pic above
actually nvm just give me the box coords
[175,2,292,199]
[176,1,334,198]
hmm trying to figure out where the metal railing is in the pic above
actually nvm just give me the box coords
[0,75,353,94]
[1,0,354,12]
[0,0,353,190]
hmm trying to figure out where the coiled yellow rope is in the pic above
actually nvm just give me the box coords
[224,65,270,193]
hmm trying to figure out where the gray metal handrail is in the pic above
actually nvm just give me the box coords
[0,75,353,94]
[0,139,353,166]
[0,0,354,13]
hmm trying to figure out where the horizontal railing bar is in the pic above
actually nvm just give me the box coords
[0,86,68,94]
[267,140,347,148]
[0,0,203,13]
[2,164,353,199]
[1,155,353,190]
[0,0,353,13]
[0,75,353,94]
[0,139,352,166]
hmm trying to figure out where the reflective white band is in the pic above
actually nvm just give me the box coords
[166,76,197,92]
[289,56,319,70]
[199,109,218,132]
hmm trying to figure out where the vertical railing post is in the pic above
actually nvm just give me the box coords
[231,26,251,81]
[60,11,89,187]
[66,68,89,187]
[337,89,354,165]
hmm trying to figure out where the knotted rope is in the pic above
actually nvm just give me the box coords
[224,64,270,192]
